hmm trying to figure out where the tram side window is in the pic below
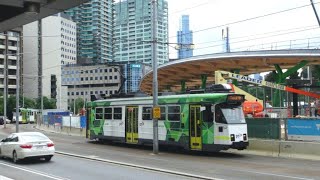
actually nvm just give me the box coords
[159,106,166,120]
[142,107,152,120]
[202,105,213,122]
[95,107,103,120]
[114,107,122,120]
[104,107,112,120]
[168,106,180,121]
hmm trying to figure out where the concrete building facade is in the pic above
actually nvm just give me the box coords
[61,64,121,105]
[114,0,169,65]
[0,29,22,95]
[23,13,77,110]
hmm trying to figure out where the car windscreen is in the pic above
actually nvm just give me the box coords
[20,134,50,142]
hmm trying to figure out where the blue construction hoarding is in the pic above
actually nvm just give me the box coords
[287,118,320,141]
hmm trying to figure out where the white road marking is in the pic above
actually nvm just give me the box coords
[0,162,69,180]
[0,175,14,180]
[238,169,314,180]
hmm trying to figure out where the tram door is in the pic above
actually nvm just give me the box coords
[86,108,91,139]
[126,106,139,144]
[189,105,202,150]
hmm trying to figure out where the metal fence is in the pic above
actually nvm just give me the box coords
[247,117,320,142]
[36,114,86,129]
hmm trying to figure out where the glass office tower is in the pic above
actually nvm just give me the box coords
[114,0,169,65]
[66,0,114,63]
[177,15,193,59]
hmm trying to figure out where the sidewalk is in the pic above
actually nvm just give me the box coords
[36,124,86,137]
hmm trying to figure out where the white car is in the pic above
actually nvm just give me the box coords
[0,132,55,163]
[0,116,10,125]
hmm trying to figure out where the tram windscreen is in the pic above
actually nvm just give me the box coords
[215,105,246,124]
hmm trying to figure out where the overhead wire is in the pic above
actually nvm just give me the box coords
[191,36,320,53]
[168,1,320,39]
[168,27,320,56]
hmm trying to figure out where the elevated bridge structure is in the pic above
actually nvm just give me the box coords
[0,0,90,32]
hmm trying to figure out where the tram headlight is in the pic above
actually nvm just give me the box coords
[230,134,235,142]
[243,134,247,141]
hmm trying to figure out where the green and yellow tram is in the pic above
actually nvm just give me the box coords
[86,86,248,152]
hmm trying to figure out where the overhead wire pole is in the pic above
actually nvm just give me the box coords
[311,0,320,26]
[152,0,159,154]
[3,32,8,129]
[16,39,20,133]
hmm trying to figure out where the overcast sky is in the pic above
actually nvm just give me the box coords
[168,0,320,58]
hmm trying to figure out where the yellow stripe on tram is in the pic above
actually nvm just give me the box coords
[215,136,230,140]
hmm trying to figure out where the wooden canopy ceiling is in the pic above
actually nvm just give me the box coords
[140,49,320,94]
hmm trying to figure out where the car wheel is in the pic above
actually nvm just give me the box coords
[12,151,19,164]
[44,156,52,162]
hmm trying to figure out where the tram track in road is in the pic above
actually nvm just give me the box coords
[55,151,221,180]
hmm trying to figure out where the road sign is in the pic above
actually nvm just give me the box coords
[153,107,161,119]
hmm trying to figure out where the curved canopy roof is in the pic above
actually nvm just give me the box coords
[0,0,89,32]
[140,49,320,94]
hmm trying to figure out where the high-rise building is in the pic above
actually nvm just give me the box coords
[65,0,114,63]
[0,28,22,95]
[114,0,169,65]
[23,13,77,110]
[177,15,193,59]
[222,27,230,53]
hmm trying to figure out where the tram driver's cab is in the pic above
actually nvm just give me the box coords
[213,95,248,150]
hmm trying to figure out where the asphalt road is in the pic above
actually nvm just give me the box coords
[1,124,320,180]
[0,153,195,180]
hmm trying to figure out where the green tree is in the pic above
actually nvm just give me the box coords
[288,71,300,80]
[69,97,85,115]
[264,71,276,82]
[35,97,56,109]
[312,65,320,81]
[22,96,37,108]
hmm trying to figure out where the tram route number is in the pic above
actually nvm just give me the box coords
[153,107,161,119]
